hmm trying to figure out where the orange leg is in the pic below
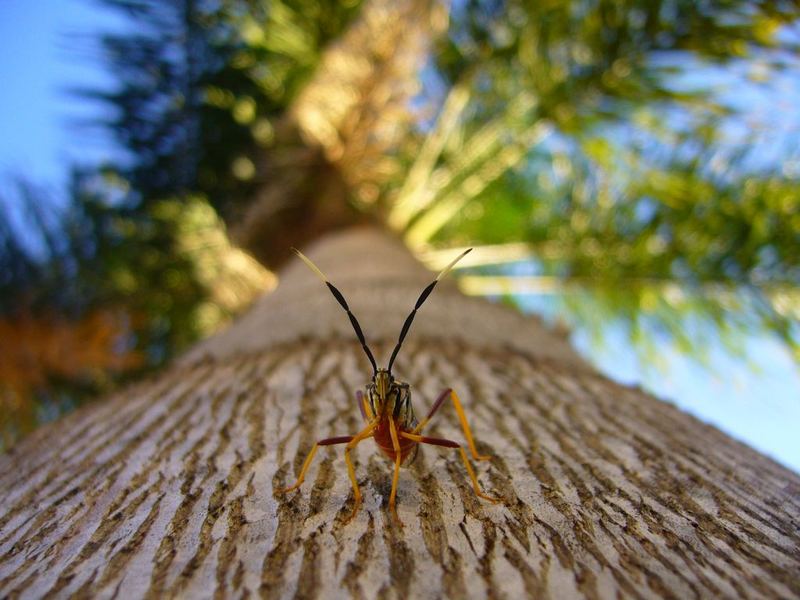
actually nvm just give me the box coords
[276,435,354,494]
[356,390,374,421]
[343,420,379,521]
[412,389,491,461]
[400,431,499,503]
[388,419,404,526]
[277,420,378,521]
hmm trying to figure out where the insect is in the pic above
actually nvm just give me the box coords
[275,247,499,525]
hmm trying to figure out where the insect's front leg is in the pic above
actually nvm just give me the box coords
[275,435,354,494]
[343,420,379,522]
[388,419,404,527]
[356,390,374,421]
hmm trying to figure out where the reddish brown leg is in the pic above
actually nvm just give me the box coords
[319,436,355,446]
[403,434,458,448]
[420,388,451,424]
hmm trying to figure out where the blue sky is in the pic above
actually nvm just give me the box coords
[0,0,122,189]
[1,2,798,473]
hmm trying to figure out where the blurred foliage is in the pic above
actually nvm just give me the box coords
[82,0,362,215]
[0,309,143,440]
[398,0,800,364]
[1,0,799,443]
[0,173,271,445]
[1,0,338,444]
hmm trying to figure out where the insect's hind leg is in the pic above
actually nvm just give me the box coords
[275,436,354,494]
[413,388,491,462]
[400,432,499,503]
[414,388,450,430]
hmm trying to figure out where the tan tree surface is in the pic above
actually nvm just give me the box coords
[1,228,798,599]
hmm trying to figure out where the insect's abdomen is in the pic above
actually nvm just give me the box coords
[373,420,417,464]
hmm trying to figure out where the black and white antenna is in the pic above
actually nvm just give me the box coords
[386,248,472,374]
[293,248,379,374]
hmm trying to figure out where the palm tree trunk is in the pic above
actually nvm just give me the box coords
[1,228,798,599]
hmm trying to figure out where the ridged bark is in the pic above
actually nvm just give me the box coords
[1,229,798,599]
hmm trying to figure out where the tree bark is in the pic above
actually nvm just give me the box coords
[1,228,798,599]
[231,0,441,268]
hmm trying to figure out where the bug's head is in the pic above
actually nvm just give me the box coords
[373,369,393,399]
[369,369,404,418]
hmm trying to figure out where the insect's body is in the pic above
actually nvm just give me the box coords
[276,248,499,525]
[365,372,418,463]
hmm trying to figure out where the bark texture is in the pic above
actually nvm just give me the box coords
[1,229,799,599]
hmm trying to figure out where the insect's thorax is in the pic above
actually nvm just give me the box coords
[366,379,417,431]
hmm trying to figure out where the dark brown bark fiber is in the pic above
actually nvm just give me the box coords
[1,229,799,599]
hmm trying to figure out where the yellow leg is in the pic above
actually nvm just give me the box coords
[412,389,490,461]
[388,419,404,526]
[343,420,379,521]
[277,421,377,499]
[458,447,499,503]
[362,395,374,420]
[357,390,374,421]
[400,431,499,503]
[276,444,319,494]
